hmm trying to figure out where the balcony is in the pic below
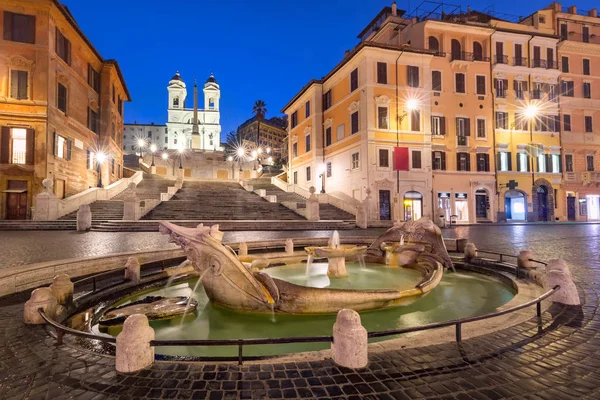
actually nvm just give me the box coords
[494,55,508,65]
[513,57,527,67]
[451,51,474,62]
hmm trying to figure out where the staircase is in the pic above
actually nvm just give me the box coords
[250,177,355,220]
[142,181,305,221]
[111,173,174,202]
[59,200,124,221]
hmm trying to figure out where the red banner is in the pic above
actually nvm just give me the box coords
[394,147,409,171]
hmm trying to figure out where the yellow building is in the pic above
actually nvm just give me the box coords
[0,0,130,219]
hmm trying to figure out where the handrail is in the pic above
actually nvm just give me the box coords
[38,308,116,345]
[74,267,127,292]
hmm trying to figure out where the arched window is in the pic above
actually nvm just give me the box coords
[209,98,215,109]
[451,39,462,60]
[428,36,439,51]
[473,41,483,61]
[173,96,179,107]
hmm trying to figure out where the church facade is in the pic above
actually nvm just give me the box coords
[124,71,222,154]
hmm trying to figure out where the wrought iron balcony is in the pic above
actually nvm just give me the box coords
[494,55,509,65]
[451,51,474,62]
[513,57,527,67]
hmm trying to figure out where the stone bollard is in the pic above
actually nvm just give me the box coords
[544,259,580,305]
[49,274,74,305]
[239,242,248,256]
[125,256,141,284]
[285,239,294,254]
[331,309,368,369]
[77,204,92,231]
[464,243,477,262]
[305,187,320,221]
[116,314,155,373]
[24,287,58,325]
[518,250,533,269]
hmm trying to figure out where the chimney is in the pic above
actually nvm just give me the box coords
[344,49,351,57]
[568,6,577,14]
[391,1,397,16]
[553,2,561,12]
[589,8,598,17]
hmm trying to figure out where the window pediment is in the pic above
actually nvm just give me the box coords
[348,101,360,113]
[324,118,333,129]
[375,95,390,105]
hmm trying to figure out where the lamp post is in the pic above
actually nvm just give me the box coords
[150,144,157,167]
[96,152,107,188]
[318,163,327,194]
[524,104,539,187]
[137,139,146,158]
[237,147,245,174]
[395,99,419,219]
[177,146,184,169]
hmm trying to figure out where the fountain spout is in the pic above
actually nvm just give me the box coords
[331,230,340,249]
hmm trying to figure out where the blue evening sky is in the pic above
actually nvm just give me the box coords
[62,0,596,136]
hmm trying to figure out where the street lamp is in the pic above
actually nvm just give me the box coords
[395,98,420,198]
[96,152,107,188]
[266,147,271,154]
[177,146,184,169]
[523,104,539,187]
[318,163,327,194]
[150,144,157,166]
[161,152,169,161]
[137,139,146,158]
[236,146,245,172]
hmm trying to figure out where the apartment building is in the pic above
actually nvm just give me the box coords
[0,0,130,219]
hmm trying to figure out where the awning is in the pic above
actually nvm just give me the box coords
[1,189,27,194]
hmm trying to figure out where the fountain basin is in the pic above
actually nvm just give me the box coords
[98,296,198,326]
[382,243,426,266]
[305,245,367,277]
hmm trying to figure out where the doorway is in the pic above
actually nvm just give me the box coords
[404,191,422,221]
[567,195,576,221]
[537,186,548,221]
[4,180,28,220]
[475,189,489,220]
[379,190,391,220]
[505,190,526,220]
[55,179,65,199]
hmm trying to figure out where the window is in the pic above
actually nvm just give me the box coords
[305,134,311,152]
[112,84,116,103]
[6,128,30,164]
[350,68,358,92]
[57,83,67,113]
[377,62,387,84]
[428,36,439,51]
[53,133,72,160]
[326,162,332,178]
[455,73,465,93]
[293,171,298,184]
[565,154,573,172]
[118,97,123,115]
[323,90,332,110]
[457,152,470,171]
[432,151,445,170]
[477,153,490,172]
[584,82,591,99]
[518,152,528,172]
[456,117,470,139]
[431,116,445,136]
[561,81,574,97]
[537,154,546,173]
[495,112,508,129]
[351,152,360,170]
[432,71,442,91]
[3,12,35,44]
[551,154,560,173]
[410,109,420,131]
[476,118,486,138]
[585,116,593,132]
[498,151,510,171]
[549,84,557,102]
[165,137,168,143]
[111,159,115,175]
[547,48,555,68]
[378,149,389,168]
[473,41,483,61]
[451,39,462,60]
[515,114,528,131]
[10,70,28,100]
[583,26,590,43]
[514,44,523,65]
[292,142,298,158]
[377,107,388,129]
[495,41,504,63]
[495,78,507,98]
[325,127,332,146]
[87,150,95,169]
[407,66,419,88]
[562,56,569,73]
[560,23,568,41]
[306,166,311,181]
[583,59,590,75]
[336,124,345,141]
[564,114,571,131]
[88,64,100,92]
[55,28,71,64]
[587,156,594,171]
[532,46,541,67]
[305,101,310,118]
[351,111,359,134]
[112,123,116,141]
[291,111,298,128]
[514,80,525,100]
[411,150,422,169]
[476,75,486,95]
[88,108,99,133]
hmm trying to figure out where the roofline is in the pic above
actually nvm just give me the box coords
[281,42,434,113]
[492,25,560,39]
[356,6,406,39]
[52,0,131,101]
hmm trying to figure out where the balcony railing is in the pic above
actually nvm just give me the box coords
[513,56,527,67]
[530,90,543,100]
[433,51,447,57]
[451,51,474,61]
[562,32,600,45]
[494,55,509,65]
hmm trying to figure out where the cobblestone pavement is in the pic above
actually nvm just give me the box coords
[1,225,600,399]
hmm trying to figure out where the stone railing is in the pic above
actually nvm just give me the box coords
[319,191,359,216]
[34,172,144,221]
[271,173,292,192]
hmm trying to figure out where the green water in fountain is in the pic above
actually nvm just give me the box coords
[93,262,515,357]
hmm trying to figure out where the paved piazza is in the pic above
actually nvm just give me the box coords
[1,225,599,399]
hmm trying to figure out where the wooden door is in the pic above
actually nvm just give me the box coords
[6,192,27,220]
[567,196,576,221]
[379,190,391,220]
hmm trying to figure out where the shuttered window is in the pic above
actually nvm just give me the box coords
[10,70,28,100]
[0,127,35,165]
[88,64,100,92]
[57,83,67,112]
[376,62,387,84]
[3,12,35,44]
[55,28,71,64]
[407,66,419,88]
[88,108,99,133]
